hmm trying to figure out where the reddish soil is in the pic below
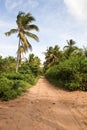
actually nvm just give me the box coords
[0,77,87,130]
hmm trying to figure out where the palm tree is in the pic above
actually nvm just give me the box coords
[63,39,77,58]
[29,53,35,63]
[5,12,39,72]
[83,46,87,58]
[71,48,83,57]
[64,39,76,49]
[29,53,41,66]
[44,45,62,70]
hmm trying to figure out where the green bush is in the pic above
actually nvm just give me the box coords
[2,90,17,101]
[23,74,36,85]
[29,64,41,76]
[45,57,87,91]
[0,75,31,101]
[0,61,40,101]
[0,77,14,100]
[80,74,87,90]
[65,81,81,91]
[13,80,30,96]
[0,77,13,93]
[3,72,24,80]
[19,64,32,74]
[0,55,40,101]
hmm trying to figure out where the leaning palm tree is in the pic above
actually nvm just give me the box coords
[5,12,39,72]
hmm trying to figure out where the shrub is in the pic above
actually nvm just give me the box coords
[65,81,81,91]
[2,90,17,101]
[19,64,32,74]
[0,77,14,100]
[0,76,31,101]
[24,74,38,85]
[0,77,13,93]
[0,63,40,101]
[3,72,24,80]
[45,57,87,91]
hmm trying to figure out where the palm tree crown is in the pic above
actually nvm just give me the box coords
[44,45,62,70]
[63,39,78,59]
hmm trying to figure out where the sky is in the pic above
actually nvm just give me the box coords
[0,0,87,63]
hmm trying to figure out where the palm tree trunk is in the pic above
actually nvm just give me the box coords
[16,38,21,73]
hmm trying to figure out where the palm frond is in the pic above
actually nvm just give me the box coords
[26,38,32,51]
[25,13,35,23]
[20,13,35,27]
[63,46,69,49]
[25,31,39,42]
[5,29,18,36]
[25,24,39,31]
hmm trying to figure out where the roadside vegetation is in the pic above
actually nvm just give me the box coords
[0,12,40,101]
[44,40,87,91]
[0,54,41,101]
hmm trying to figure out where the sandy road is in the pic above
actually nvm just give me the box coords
[0,77,87,130]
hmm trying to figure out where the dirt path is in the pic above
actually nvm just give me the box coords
[0,77,87,130]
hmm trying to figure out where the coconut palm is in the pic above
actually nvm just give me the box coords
[29,53,41,66]
[71,48,83,57]
[64,39,76,49]
[44,45,62,70]
[63,39,77,59]
[5,12,39,72]
[83,46,87,58]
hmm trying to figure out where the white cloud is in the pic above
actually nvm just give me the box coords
[64,0,87,22]
[5,0,22,10]
[5,0,39,11]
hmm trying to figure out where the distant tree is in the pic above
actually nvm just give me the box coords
[0,56,4,72]
[63,39,78,59]
[44,45,63,70]
[83,46,87,58]
[19,53,41,76]
[0,56,16,72]
[4,56,16,72]
[71,48,83,57]
[29,53,41,66]
[5,12,39,72]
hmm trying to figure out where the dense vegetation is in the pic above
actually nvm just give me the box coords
[0,11,87,102]
[0,12,40,101]
[45,40,87,91]
[0,54,41,101]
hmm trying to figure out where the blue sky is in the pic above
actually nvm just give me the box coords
[0,0,87,63]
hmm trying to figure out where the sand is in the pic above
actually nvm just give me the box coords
[0,77,87,130]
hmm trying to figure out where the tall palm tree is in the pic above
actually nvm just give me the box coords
[5,12,39,72]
